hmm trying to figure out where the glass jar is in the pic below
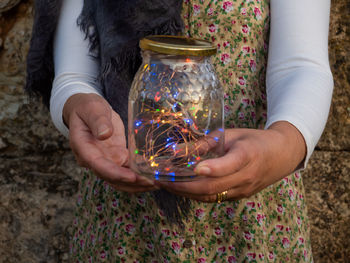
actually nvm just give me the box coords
[128,36,224,181]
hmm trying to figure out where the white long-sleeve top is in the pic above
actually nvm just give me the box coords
[50,0,333,168]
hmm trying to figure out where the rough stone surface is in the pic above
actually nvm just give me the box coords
[0,0,349,262]
[0,0,21,13]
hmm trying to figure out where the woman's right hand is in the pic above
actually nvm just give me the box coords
[63,93,158,193]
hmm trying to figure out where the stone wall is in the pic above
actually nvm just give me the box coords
[0,0,349,262]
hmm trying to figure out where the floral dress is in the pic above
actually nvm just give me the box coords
[70,0,313,262]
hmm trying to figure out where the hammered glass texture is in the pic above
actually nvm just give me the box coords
[128,51,224,181]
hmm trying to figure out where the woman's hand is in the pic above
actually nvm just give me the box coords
[63,93,158,193]
[156,121,306,202]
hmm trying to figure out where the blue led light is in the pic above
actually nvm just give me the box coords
[165,142,173,148]
[205,129,210,135]
[214,137,219,142]
[168,172,175,176]
[172,144,176,149]
[218,128,224,132]
[134,120,142,127]
[173,92,179,98]
[154,171,160,180]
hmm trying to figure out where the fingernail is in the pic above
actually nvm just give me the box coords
[98,124,110,136]
[195,165,211,175]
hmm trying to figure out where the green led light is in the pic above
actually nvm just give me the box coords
[156,109,160,112]
[135,150,139,154]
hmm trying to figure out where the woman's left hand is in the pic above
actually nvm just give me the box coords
[156,121,306,202]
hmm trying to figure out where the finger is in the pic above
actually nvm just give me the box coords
[194,141,250,177]
[77,97,114,140]
[89,156,137,183]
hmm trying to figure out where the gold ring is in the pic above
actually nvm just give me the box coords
[216,190,228,203]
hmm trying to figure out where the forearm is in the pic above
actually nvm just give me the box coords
[266,0,333,169]
[50,0,102,137]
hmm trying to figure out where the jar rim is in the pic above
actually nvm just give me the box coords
[140,35,217,57]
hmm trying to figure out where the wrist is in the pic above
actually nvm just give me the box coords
[267,121,307,171]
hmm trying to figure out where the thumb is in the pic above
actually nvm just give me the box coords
[77,96,114,140]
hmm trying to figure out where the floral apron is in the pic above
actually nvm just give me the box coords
[70,0,313,262]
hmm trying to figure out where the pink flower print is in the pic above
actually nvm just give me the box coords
[254,7,262,20]
[115,216,123,226]
[289,189,295,200]
[283,177,289,185]
[198,246,205,253]
[277,204,284,214]
[252,48,256,54]
[146,242,154,251]
[304,249,308,260]
[117,246,125,255]
[251,111,256,120]
[193,4,200,16]
[278,189,283,196]
[242,24,250,34]
[197,258,206,263]
[238,112,245,120]
[223,41,230,48]
[286,226,291,233]
[99,220,107,228]
[228,256,237,263]
[197,22,202,27]
[96,204,103,213]
[224,93,229,99]
[80,239,85,249]
[143,215,152,223]
[162,229,170,237]
[226,207,235,219]
[171,242,181,254]
[298,236,305,246]
[241,98,250,108]
[275,224,284,232]
[258,253,265,260]
[111,199,119,208]
[245,201,256,211]
[224,105,231,115]
[269,235,275,243]
[299,193,304,200]
[228,245,236,251]
[211,211,218,219]
[125,224,135,234]
[257,202,262,209]
[269,251,275,260]
[294,172,301,180]
[256,213,265,225]
[217,246,226,255]
[242,214,248,223]
[241,7,247,15]
[207,7,214,16]
[238,76,246,86]
[249,59,256,72]
[208,24,218,33]
[221,53,231,65]
[297,216,302,225]
[100,250,107,259]
[242,46,250,55]
[214,227,223,236]
[246,252,256,261]
[137,197,146,206]
[282,237,290,248]
[195,208,205,219]
[244,231,254,241]
[222,1,234,12]
[237,59,242,67]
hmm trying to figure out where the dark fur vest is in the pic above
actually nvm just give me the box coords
[26,0,190,225]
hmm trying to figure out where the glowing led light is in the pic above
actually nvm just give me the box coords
[204,129,210,135]
[151,161,158,167]
[134,150,139,154]
[186,58,191,63]
[156,109,160,112]
[135,120,142,127]
[154,92,161,102]
[214,137,219,142]
[219,128,224,132]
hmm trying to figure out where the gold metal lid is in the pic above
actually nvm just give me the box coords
[140,35,217,56]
